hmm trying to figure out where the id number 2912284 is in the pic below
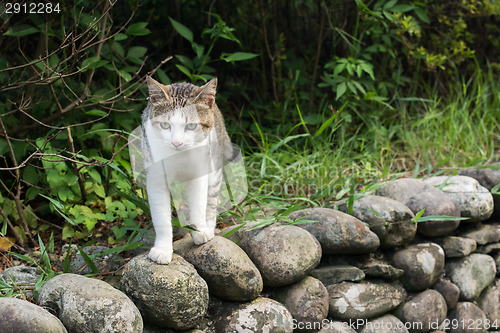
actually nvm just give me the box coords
[5,2,61,14]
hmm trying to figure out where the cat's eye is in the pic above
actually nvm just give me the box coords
[185,123,198,131]
[159,122,170,130]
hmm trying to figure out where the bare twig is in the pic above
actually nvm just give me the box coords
[67,127,87,204]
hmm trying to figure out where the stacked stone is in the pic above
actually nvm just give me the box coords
[1,170,499,332]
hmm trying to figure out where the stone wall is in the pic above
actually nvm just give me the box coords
[1,170,499,333]
[126,171,499,332]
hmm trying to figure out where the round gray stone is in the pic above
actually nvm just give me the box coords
[209,297,293,332]
[445,253,496,301]
[394,289,447,333]
[459,164,500,217]
[392,243,445,291]
[120,253,208,330]
[224,222,322,287]
[327,280,407,320]
[288,208,380,254]
[319,321,357,332]
[362,262,405,280]
[376,178,461,237]
[0,265,40,298]
[423,176,494,222]
[173,235,263,301]
[432,278,460,310]
[272,276,329,332]
[376,178,430,202]
[447,302,488,333]
[461,223,500,245]
[0,297,67,333]
[0,265,40,285]
[477,278,500,323]
[360,314,409,333]
[406,191,461,237]
[37,273,143,333]
[309,265,365,285]
[337,195,417,248]
[436,236,477,258]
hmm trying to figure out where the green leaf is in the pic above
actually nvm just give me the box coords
[391,4,415,13]
[23,166,39,185]
[112,42,125,58]
[336,82,347,99]
[414,7,430,24]
[125,22,151,36]
[85,109,107,117]
[176,64,192,79]
[4,24,38,37]
[62,225,75,239]
[94,185,106,198]
[222,222,247,238]
[40,193,64,210]
[192,42,205,58]
[415,215,470,223]
[119,70,132,81]
[81,56,101,69]
[97,242,144,256]
[413,208,425,222]
[221,52,259,63]
[40,194,78,226]
[23,206,38,228]
[157,69,171,85]
[169,17,193,42]
[112,226,127,239]
[491,183,500,195]
[114,33,128,41]
[63,243,72,273]
[359,63,375,80]
[116,190,150,214]
[127,46,148,59]
[175,55,194,70]
[333,62,346,76]
[8,251,35,263]
[58,187,74,202]
[87,169,102,183]
[85,218,98,233]
[76,246,99,274]
[287,218,318,225]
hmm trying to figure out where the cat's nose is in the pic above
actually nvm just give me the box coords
[173,141,183,148]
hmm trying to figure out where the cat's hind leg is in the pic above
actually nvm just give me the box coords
[205,168,223,234]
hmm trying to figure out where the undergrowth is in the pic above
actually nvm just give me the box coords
[235,66,499,218]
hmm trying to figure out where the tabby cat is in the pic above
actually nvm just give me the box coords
[142,76,230,264]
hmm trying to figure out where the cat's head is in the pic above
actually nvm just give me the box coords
[145,76,217,149]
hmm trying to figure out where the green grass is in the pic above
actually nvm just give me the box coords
[235,69,499,218]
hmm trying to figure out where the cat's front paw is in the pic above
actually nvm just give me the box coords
[191,229,214,245]
[148,247,173,265]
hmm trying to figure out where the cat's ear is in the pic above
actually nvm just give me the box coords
[195,78,217,108]
[146,76,170,105]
